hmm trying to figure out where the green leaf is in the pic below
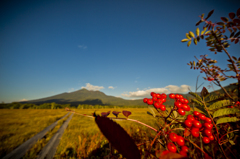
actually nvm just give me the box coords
[213,108,240,118]
[189,31,195,38]
[201,27,207,35]
[216,117,239,125]
[181,39,189,42]
[186,33,191,39]
[208,100,231,110]
[191,98,204,107]
[189,92,202,102]
[196,28,200,36]
[194,38,197,45]
[187,40,191,47]
[229,140,235,145]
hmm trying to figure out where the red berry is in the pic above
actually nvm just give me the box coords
[154,102,161,108]
[193,120,202,128]
[160,105,166,111]
[199,114,206,120]
[143,98,148,103]
[152,96,158,101]
[175,94,180,99]
[184,119,193,128]
[209,135,214,141]
[178,109,186,116]
[182,104,190,111]
[169,93,175,99]
[179,95,183,99]
[177,136,185,146]
[181,146,189,153]
[187,115,195,122]
[191,129,200,137]
[179,98,185,103]
[151,92,156,96]
[203,123,213,130]
[174,102,182,108]
[203,129,212,137]
[161,150,170,156]
[161,93,167,98]
[157,99,163,104]
[204,117,212,123]
[193,111,200,117]
[207,77,214,81]
[183,99,189,104]
[161,98,166,103]
[156,93,161,98]
[147,99,153,105]
[167,142,177,153]
[169,133,179,142]
[203,137,210,144]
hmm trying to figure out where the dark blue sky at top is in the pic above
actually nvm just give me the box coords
[0,0,239,103]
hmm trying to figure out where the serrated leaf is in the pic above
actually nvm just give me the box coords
[187,40,191,47]
[189,31,195,38]
[216,117,240,125]
[205,10,214,20]
[181,39,189,42]
[186,33,191,39]
[196,28,200,36]
[192,98,204,106]
[221,17,229,23]
[194,38,197,45]
[213,108,240,118]
[201,27,207,35]
[95,115,141,159]
[189,92,202,102]
[208,100,231,110]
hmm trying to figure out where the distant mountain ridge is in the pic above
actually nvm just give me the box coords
[23,83,238,106]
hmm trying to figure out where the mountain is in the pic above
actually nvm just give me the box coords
[22,83,238,106]
[23,89,146,106]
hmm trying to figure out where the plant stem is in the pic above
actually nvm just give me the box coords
[127,118,158,132]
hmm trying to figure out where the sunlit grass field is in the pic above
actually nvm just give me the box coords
[0,107,197,158]
[0,109,67,158]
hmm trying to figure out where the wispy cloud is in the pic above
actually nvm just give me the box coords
[78,45,87,49]
[121,85,191,98]
[81,83,104,91]
[68,88,75,93]
[108,86,116,89]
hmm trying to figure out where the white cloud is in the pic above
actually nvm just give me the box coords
[81,83,104,91]
[121,85,191,98]
[78,45,87,49]
[108,86,117,89]
[19,99,28,101]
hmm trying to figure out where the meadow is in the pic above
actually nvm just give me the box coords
[0,107,165,158]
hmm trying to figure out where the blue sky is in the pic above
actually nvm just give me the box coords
[0,0,239,103]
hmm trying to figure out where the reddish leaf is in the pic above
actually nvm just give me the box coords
[206,10,214,20]
[204,152,212,159]
[196,20,203,26]
[95,115,141,159]
[184,128,191,137]
[229,12,235,19]
[216,22,224,26]
[233,27,237,32]
[237,8,240,18]
[101,111,110,117]
[112,111,121,117]
[221,17,228,22]
[228,28,233,33]
[234,31,240,38]
[161,152,188,159]
[235,38,239,44]
[233,19,240,25]
[122,110,132,118]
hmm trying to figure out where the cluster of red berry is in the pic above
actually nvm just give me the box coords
[169,93,191,116]
[166,133,189,156]
[184,111,214,144]
[143,92,167,111]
